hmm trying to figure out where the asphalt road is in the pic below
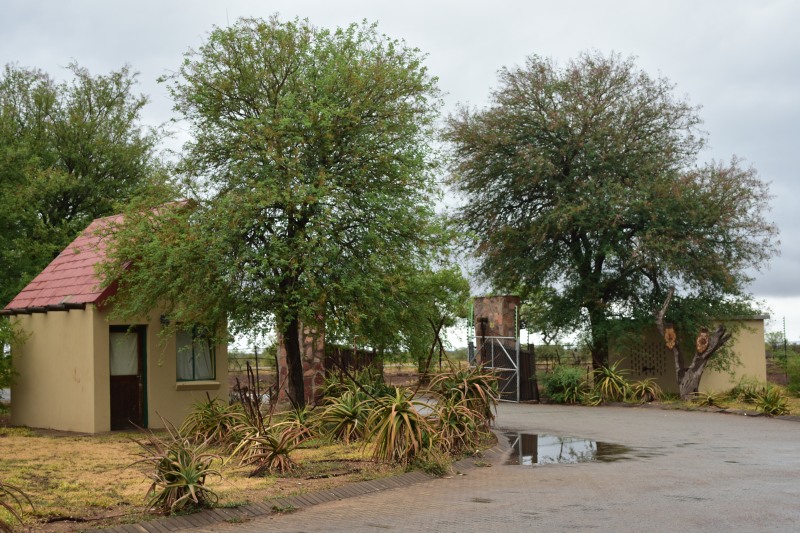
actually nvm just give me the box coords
[194,403,800,532]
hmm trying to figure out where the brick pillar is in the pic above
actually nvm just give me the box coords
[473,295,520,365]
[277,320,325,405]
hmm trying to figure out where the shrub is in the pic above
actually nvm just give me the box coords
[755,386,790,416]
[131,419,221,514]
[429,366,499,422]
[692,390,726,408]
[629,378,662,403]
[592,361,630,402]
[784,357,800,397]
[541,366,588,404]
[431,395,489,454]
[1,479,33,532]
[365,387,434,465]
[728,376,764,404]
[231,422,310,476]
[318,391,370,444]
[180,394,246,449]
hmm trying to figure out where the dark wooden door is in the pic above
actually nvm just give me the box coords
[109,326,146,430]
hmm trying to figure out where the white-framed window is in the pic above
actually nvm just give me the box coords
[176,327,215,381]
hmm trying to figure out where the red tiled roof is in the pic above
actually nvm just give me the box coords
[4,215,122,311]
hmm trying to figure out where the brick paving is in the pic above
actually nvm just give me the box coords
[93,403,800,532]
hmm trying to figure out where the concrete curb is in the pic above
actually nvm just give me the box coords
[86,434,508,533]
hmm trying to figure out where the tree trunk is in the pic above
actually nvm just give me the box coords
[281,317,306,409]
[588,309,608,372]
[655,288,732,400]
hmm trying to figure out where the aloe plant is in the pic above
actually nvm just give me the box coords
[365,387,434,465]
[629,378,662,403]
[429,366,499,422]
[318,391,370,444]
[180,394,246,449]
[231,422,310,475]
[755,386,790,416]
[130,419,222,513]
[432,395,489,453]
[1,480,33,533]
[592,361,630,402]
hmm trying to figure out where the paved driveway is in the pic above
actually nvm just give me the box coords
[195,404,800,532]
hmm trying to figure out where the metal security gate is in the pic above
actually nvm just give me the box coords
[472,335,521,402]
[468,302,538,402]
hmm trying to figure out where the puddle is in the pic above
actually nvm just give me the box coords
[503,432,635,465]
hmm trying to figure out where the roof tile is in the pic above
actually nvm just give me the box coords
[4,215,122,310]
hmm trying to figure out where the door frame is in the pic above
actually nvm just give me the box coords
[109,325,147,429]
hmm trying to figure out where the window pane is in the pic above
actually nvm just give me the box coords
[176,330,194,380]
[193,337,214,380]
[110,332,138,376]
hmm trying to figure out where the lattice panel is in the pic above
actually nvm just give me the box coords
[627,339,668,377]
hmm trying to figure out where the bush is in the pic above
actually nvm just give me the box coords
[592,361,630,402]
[1,479,33,532]
[628,378,662,403]
[692,390,726,407]
[429,366,499,422]
[131,419,221,514]
[318,391,370,444]
[231,422,310,476]
[431,395,490,454]
[365,387,434,465]
[541,366,589,404]
[180,394,246,449]
[784,356,800,397]
[755,386,790,416]
[728,376,764,403]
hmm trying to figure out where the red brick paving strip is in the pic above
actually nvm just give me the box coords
[84,443,504,533]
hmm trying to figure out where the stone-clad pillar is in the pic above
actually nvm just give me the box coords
[277,321,325,405]
[473,295,520,365]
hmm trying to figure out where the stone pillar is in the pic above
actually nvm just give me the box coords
[473,295,520,365]
[276,320,325,405]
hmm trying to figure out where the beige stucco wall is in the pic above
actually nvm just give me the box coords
[610,319,767,394]
[98,307,229,431]
[10,307,99,433]
[11,305,228,433]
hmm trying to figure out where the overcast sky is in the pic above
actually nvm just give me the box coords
[2,0,798,339]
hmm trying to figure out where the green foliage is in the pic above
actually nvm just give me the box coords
[179,395,246,450]
[102,16,444,408]
[0,318,19,396]
[431,395,489,454]
[0,62,163,306]
[429,365,499,422]
[445,51,778,368]
[754,386,790,416]
[130,420,221,514]
[541,366,589,404]
[628,378,663,403]
[784,355,800,397]
[0,479,33,533]
[409,447,453,476]
[318,391,370,444]
[322,367,396,402]
[592,361,630,403]
[692,390,726,408]
[231,422,311,476]
[727,376,765,403]
[365,387,434,465]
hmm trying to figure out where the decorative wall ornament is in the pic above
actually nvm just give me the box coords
[664,324,677,350]
[696,327,710,353]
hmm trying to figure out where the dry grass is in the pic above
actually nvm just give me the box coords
[0,423,399,531]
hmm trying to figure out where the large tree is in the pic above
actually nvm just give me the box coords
[102,17,443,407]
[445,52,778,374]
[0,63,162,306]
